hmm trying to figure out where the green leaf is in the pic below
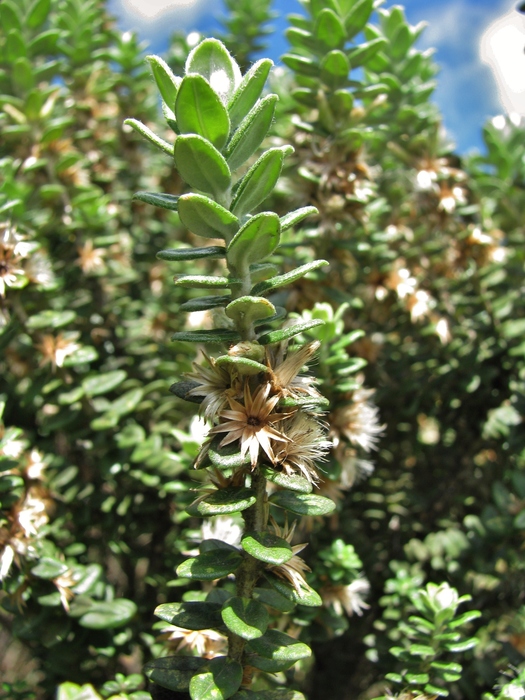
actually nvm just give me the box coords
[280,207,318,232]
[246,629,311,665]
[320,50,350,89]
[26,309,76,329]
[176,74,230,149]
[251,260,329,295]
[514,510,525,529]
[269,491,335,516]
[146,55,181,110]
[132,191,179,210]
[82,370,127,398]
[208,438,252,469]
[13,57,35,90]
[178,193,239,240]
[253,586,295,613]
[176,549,243,581]
[124,118,173,156]
[257,319,325,346]
[444,638,478,653]
[190,656,242,700]
[225,94,278,171]
[194,487,256,516]
[344,0,374,39]
[231,691,305,700]
[225,296,276,327]
[171,329,240,343]
[173,275,238,289]
[109,388,143,417]
[347,38,387,68]
[157,246,226,261]
[221,597,268,640]
[180,295,231,312]
[281,54,319,78]
[0,2,22,32]
[31,558,68,579]
[314,9,345,49]
[227,213,280,270]
[215,355,268,376]
[231,146,292,218]
[501,318,525,339]
[26,0,50,28]
[79,599,137,629]
[144,656,207,692]
[154,601,223,630]
[228,58,273,129]
[390,23,412,60]
[408,643,435,657]
[174,134,231,197]
[261,467,313,494]
[405,673,430,684]
[241,532,293,565]
[186,38,241,104]
[265,573,322,607]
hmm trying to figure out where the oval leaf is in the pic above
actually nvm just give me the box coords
[225,94,278,171]
[230,147,292,218]
[228,58,273,129]
[176,74,230,149]
[189,656,243,700]
[144,656,207,692]
[257,319,325,346]
[157,246,226,261]
[242,532,293,565]
[227,212,280,270]
[196,486,257,516]
[251,260,329,295]
[269,491,336,516]
[79,599,137,629]
[178,193,239,240]
[154,601,223,630]
[174,134,231,197]
[176,549,243,581]
[246,629,311,663]
[185,38,242,103]
[221,597,269,640]
[146,54,181,110]
[133,191,179,210]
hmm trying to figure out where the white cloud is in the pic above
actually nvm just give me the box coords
[480,6,525,116]
[113,0,208,23]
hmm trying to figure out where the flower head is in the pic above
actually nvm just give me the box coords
[210,381,291,468]
[321,577,370,617]
[267,519,310,593]
[267,341,321,399]
[273,412,331,484]
[331,385,384,453]
[186,353,238,421]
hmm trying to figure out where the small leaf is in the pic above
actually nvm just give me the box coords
[227,213,281,270]
[265,573,322,607]
[27,309,76,329]
[344,0,374,39]
[246,629,311,665]
[347,38,387,68]
[109,388,143,417]
[82,370,127,398]
[178,193,239,240]
[195,487,256,516]
[133,191,179,210]
[225,94,278,171]
[221,597,269,640]
[157,246,226,261]
[176,74,230,149]
[231,690,305,700]
[281,54,319,78]
[171,329,240,343]
[124,118,173,156]
[185,38,242,103]
[314,9,345,49]
[144,656,206,692]
[31,558,68,579]
[445,638,478,653]
[173,275,238,289]
[180,295,231,312]
[269,491,335,516]
[408,644,435,657]
[225,296,276,327]
[253,586,295,613]
[261,467,313,494]
[320,51,350,89]
[251,260,329,295]
[154,601,223,630]
[176,549,243,581]
[257,320,325,346]
[26,0,50,28]
[280,206,318,232]
[146,54,181,110]
[174,134,231,197]
[215,355,268,376]
[79,599,137,629]
[231,147,292,218]
[242,532,293,565]
[208,437,252,469]
[228,58,273,129]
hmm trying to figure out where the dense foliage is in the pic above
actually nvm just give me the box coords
[0,1,523,699]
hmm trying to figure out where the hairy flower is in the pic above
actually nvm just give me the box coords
[76,239,106,274]
[274,412,331,484]
[267,341,321,399]
[36,332,80,370]
[210,381,291,467]
[331,386,384,453]
[159,624,227,658]
[267,519,310,592]
[0,226,25,297]
[321,577,370,617]
[186,353,238,421]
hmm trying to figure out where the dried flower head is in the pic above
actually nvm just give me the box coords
[267,518,310,593]
[210,381,291,468]
[321,577,370,617]
[273,412,331,484]
[0,225,26,297]
[158,624,227,659]
[331,385,384,453]
[35,332,80,370]
[267,341,321,399]
[186,353,238,421]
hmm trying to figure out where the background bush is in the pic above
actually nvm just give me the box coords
[0,0,523,699]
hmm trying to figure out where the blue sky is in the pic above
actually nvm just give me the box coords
[108,0,522,154]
